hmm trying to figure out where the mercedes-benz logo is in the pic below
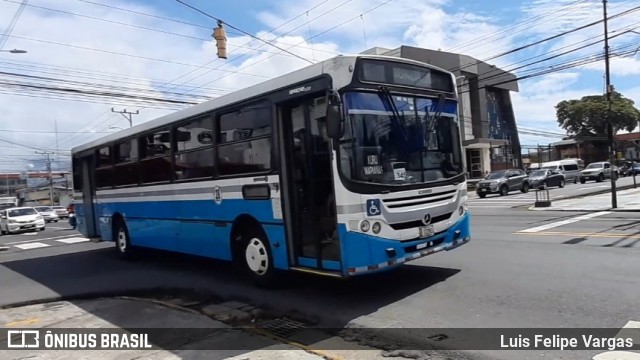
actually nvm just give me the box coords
[422,213,431,225]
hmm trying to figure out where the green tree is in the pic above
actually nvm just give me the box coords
[555,91,640,140]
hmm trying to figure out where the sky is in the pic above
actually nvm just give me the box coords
[0,0,639,171]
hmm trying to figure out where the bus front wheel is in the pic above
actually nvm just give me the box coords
[240,230,277,287]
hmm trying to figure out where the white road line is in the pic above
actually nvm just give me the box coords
[595,321,640,359]
[517,211,612,233]
[14,242,50,250]
[55,237,90,244]
[5,234,81,245]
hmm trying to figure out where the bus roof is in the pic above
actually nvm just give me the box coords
[72,54,456,154]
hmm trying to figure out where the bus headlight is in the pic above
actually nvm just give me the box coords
[459,205,465,215]
[360,220,370,232]
[372,222,381,234]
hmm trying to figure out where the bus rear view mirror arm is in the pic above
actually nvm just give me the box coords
[326,89,344,139]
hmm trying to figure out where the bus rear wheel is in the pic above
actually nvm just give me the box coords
[114,219,134,260]
[240,230,277,287]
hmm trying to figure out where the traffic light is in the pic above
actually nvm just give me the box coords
[212,20,227,59]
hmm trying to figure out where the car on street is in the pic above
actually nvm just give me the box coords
[527,169,566,189]
[51,205,69,219]
[579,161,615,183]
[33,206,60,223]
[629,162,640,176]
[475,168,530,198]
[0,207,46,234]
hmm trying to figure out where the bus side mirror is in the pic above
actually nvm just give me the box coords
[326,90,343,139]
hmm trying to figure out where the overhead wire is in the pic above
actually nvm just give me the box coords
[53,0,361,150]
[52,0,339,150]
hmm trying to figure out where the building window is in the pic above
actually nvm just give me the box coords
[217,102,272,176]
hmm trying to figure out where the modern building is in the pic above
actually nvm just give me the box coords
[361,46,522,179]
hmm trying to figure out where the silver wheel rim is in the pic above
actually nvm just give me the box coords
[117,228,127,253]
[245,238,269,275]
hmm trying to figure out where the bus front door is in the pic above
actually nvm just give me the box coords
[279,96,341,273]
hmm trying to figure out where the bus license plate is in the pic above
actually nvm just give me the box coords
[419,225,434,238]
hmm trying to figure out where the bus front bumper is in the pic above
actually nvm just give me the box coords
[345,213,471,276]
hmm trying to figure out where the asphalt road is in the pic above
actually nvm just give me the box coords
[468,173,639,208]
[1,206,639,359]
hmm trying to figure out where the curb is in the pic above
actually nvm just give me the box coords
[520,183,639,210]
[0,290,345,360]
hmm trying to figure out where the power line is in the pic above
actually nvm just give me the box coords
[447,0,591,53]
[1,34,273,79]
[0,0,27,50]
[448,5,640,73]
[52,0,357,150]
[1,0,338,58]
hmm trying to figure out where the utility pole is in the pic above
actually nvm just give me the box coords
[36,151,55,205]
[603,0,617,208]
[111,108,139,127]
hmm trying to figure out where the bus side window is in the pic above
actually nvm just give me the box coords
[217,102,272,176]
[95,146,113,188]
[139,128,173,184]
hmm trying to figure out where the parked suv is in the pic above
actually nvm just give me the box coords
[476,168,530,198]
[579,161,615,183]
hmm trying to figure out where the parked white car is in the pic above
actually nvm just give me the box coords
[33,206,60,223]
[0,207,46,234]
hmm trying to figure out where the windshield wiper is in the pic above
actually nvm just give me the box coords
[423,94,446,150]
[377,86,408,141]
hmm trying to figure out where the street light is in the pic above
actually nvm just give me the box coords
[108,125,124,130]
[0,49,27,54]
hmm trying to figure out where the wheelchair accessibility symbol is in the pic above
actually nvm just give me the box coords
[366,199,382,216]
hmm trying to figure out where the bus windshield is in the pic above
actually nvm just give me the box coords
[338,91,463,186]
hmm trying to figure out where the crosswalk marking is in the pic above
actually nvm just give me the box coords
[593,320,640,359]
[14,242,50,250]
[516,211,612,233]
[55,237,90,244]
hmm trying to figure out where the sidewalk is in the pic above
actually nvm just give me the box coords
[529,187,640,211]
[0,297,383,360]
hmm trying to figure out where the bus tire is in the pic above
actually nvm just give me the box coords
[240,229,277,287]
[114,218,134,260]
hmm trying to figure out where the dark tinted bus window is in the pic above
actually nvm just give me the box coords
[175,115,214,152]
[116,139,139,163]
[72,157,82,191]
[217,102,272,175]
[97,146,111,167]
[140,129,171,158]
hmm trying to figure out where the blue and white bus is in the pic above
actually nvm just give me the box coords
[71,54,470,285]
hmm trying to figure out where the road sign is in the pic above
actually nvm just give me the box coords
[19,171,27,180]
